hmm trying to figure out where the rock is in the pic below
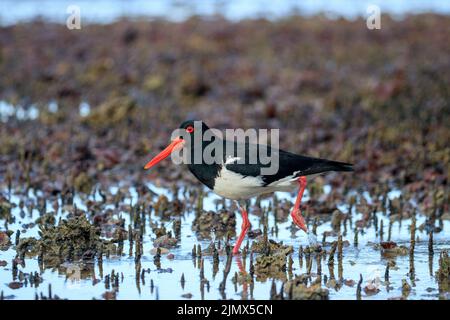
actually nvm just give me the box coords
[251,237,292,254]
[16,216,116,266]
[150,247,169,255]
[377,241,409,256]
[0,197,13,218]
[8,282,23,289]
[436,250,450,281]
[331,209,346,230]
[35,213,56,226]
[285,276,329,300]
[364,283,380,295]
[192,209,236,239]
[102,291,117,300]
[402,279,412,297]
[436,250,449,293]
[153,234,178,249]
[0,232,10,246]
[16,237,39,256]
[380,241,397,250]
[254,246,293,281]
[344,279,356,287]
[388,296,406,300]
[248,229,262,238]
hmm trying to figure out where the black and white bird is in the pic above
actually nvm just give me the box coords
[144,120,353,255]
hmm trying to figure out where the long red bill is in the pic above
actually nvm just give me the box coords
[144,138,184,170]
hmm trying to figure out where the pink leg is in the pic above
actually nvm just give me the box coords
[233,204,251,255]
[290,176,308,232]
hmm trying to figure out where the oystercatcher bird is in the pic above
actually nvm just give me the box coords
[144,120,353,255]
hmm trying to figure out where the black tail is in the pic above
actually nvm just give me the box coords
[323,160,354,172]
[299,158,354,176]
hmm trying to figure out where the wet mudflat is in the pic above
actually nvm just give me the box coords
[0,182,448,300]
[0,14,449,300]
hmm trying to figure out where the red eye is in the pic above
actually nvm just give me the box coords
[186,126,194,133]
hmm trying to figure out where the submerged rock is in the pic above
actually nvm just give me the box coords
[251,237,291,254]
[331,209,346,231]
[375,241,409,257]
[153,194,184,217]
[364,283,380,296]
[284,276,329,300]
[254,246,293,281]
[102,291,117,300]
[402,279,412,297]
[201,241,226,256]
[16,215,115,266]
[8,282,23,290]
[153,234,178,249]
[0,197,13,220]
[192,209,236,239]
[247,229,262,238]
[436,250,450,294]
[150,247,169,255]
[0,231,11,248]
[16,237,39,256]
[35,213,56,227]
[437,250,450,281]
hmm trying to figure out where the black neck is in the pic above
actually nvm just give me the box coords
[185,128,222,190]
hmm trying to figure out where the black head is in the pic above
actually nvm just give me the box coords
[144,119,216,171]
[178,120,220,189]
[178,119,220,163]
[179,120,210,138]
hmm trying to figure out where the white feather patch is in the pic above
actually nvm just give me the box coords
[225,156,242,165]
[213,165,264,200]
[213,163,321,200]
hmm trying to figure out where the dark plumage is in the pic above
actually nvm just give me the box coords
[179,120,353,190]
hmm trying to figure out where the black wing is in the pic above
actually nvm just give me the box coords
[223,140,353,185]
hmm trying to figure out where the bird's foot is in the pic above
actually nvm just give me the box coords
[290,207,308,233]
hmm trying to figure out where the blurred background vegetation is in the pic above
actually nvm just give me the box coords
[0,1,448,209]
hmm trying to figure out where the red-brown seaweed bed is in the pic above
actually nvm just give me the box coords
[0,14,449,300]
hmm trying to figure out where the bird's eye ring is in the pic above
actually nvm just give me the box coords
[186,126,194,133]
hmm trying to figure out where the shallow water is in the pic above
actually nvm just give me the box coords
[1,182,448,300]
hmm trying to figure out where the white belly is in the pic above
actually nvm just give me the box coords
[212,165,297,200]
[212,165,323,201]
